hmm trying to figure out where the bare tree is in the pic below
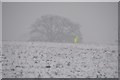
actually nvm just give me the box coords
[29,15,82,43]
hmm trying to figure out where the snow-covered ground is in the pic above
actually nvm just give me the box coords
[2,41,118,78]
[0,41,2,79]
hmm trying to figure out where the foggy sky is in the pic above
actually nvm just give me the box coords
[2,2,118,45]
[0,2,1,41]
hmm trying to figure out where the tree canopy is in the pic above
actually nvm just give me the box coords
[29,15,82,43]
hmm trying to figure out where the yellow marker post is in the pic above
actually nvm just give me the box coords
[74,36,78,43]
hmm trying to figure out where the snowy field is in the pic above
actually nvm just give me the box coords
[0,42,2,79]
[2,41,118,78]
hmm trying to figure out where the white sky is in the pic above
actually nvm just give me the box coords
[2,2,118,45]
